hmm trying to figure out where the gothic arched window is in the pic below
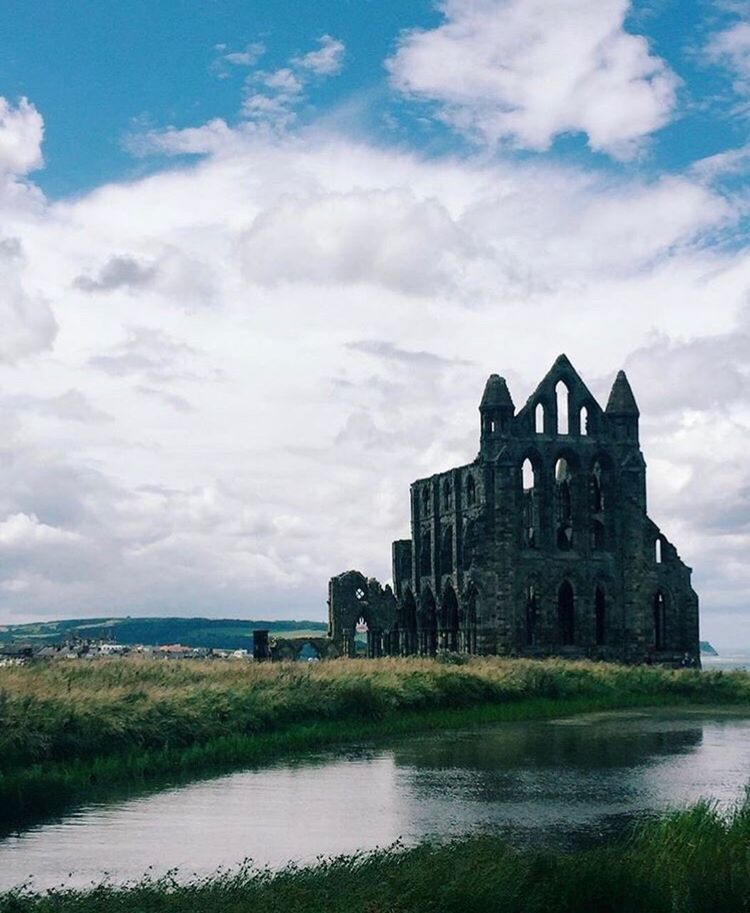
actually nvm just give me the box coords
[466,474,476,506]
[555,458,573,550]
[654,591,667,649]
[535,402,545,434]
[556,381,570,435]
[522,458,538,548]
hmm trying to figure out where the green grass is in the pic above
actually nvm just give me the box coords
[2,794,748,913]
[1,656,748,831]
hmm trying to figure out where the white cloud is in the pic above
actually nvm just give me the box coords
[0,237,57,363]
[387,0,679,158]
[240,187,482,294]
[0,513,82,546]
[706,19,750,98]
[0,97,44,175]
[293,35,345,76]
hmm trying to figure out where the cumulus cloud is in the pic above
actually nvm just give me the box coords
[88,326,196,382]
[706,17,750,100]
[387,0,679,157]
[0,512,82,546]
[0,236,57,363]
[74,255,157,292]
[241,187,482,294]
[0,97,44,175]
[293,35,345,76]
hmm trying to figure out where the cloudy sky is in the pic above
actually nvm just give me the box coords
[0,0,749,646]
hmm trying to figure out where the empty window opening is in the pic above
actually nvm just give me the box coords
[419,530,432,576]
[421,588,438,656]
[580,405,589,436]
[466,474,476,506]
[421,487,429,513]
[522,458,537,548]
[558,581,575,646]
[526,586,538,646]
[556,380,570,435]
[654,591,666,650]
[655,538,662,564]
[401,589,418,655]
[443,479,452,509]
[595,586,606,645]
[522,458,535,490]
[440,524,453,572]
[591,520,605,552]
[592,461,604,513]
[354,616,369,655]
[441,584,459,652]
[555,458,573,550]
[535,403,545,434]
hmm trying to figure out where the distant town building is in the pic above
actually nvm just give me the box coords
[328,356,700,666]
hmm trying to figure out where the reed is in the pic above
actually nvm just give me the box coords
[2,792,748,913]
[1,656,747,829]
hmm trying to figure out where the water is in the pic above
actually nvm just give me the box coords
[702,652,750,671]
[1,709,748,892]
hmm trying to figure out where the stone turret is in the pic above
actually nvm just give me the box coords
[606,370,640,443]
[479,374,514,453]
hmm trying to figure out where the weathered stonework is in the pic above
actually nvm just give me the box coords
[329,356,700,666]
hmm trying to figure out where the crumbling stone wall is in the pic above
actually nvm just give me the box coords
[328,356,700,666]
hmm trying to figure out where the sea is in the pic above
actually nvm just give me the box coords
[701,652,750,671]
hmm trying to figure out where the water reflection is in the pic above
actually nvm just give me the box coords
[0,710,747,892]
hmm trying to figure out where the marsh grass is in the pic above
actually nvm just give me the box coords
[1,793,748,913]
[1,656,748,830]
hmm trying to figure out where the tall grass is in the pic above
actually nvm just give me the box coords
[1,656,748,830]
[2,793,748,913]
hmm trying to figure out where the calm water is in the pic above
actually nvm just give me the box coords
[1,708,748,892]
[702,653,750,670]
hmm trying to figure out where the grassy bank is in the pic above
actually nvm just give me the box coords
[2,795,748,913]
[1,657,748,830]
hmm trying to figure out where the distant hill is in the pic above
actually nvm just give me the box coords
[0,617,328,651]
[700,640,718,656]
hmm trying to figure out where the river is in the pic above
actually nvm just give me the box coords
[1,707,748,893]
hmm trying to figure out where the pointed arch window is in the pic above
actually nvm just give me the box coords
[535,403,545,434]
[655,538,662,564]
[556,381,570,435]
[522,458,538,548]
[466,474,476,506]
[555,458,573,550]
[440,524,453,572]
[421,487,430,514]
[443,478,452,510]
[419,530,432,575]
[654,591,666,650]
[580,405,589,436]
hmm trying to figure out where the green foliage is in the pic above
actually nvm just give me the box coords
[0,657,748,831]
[0,617,327,650]
[2,793,749,913]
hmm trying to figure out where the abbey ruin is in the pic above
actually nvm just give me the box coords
[328,355,700,665]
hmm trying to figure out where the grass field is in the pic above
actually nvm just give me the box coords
[1,656,748,831]
[1,794,748,913]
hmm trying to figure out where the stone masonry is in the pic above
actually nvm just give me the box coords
[328,356,700,665]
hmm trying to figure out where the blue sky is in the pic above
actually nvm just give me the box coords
[1,0,748,195]
[0,0,749,647]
